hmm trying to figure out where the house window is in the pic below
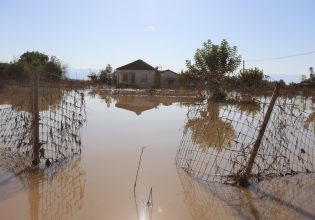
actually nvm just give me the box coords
[141,73,147,83]
[123,74,128,82]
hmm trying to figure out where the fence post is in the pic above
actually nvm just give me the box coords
[31,70,40,166]
[239,83,280,187]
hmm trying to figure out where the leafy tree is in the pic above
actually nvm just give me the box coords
[111,70,117,85]
[179,70,198,89]
[87,72,98,82]
[45,56,68,80]
[19,52,67,80]
[0,63,9,78]
[19,51,49,67]
[310,67,314,79]
[2,62,26,80]
[278,79,286,87]
[0,51,67,81]
[0,62,28,80]
[186,39,241,98]
[99,64,112,84]
[238,67,265,86]
[301,74,307,82]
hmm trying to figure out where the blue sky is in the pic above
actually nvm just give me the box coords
[0,0,314,81]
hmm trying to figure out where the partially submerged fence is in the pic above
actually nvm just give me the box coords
[177,167,315,219]
[176,84,315,185]
[0,155,85,219]
[0,73,86,172]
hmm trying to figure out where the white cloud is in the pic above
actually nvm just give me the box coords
[145,25,156,32]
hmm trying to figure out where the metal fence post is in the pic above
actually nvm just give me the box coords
[32,70,40,166]
[239,83,280,187]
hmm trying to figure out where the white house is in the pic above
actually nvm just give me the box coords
[116,59,180,89]
[159,69,179,89]
[116,59,158,88]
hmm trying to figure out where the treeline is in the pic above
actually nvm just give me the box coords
[0,51,67,81]
[3,42,311,91]
[178,39,277,93]
[87,64,117,85]
[179,38,315,93]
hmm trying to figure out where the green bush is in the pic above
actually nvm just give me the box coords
[0,51,67,81]
[238,67,264,86]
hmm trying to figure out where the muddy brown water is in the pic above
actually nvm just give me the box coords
[0,90,314,220]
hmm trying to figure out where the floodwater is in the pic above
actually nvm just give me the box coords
[0,88,314,220]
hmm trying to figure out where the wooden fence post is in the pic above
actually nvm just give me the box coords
[239,83,280,187]
[32,70,40,166]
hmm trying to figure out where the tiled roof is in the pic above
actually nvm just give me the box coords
[116,59,155,70]
[159,69,178,75]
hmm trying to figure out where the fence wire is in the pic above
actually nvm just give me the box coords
[177,168,315,220]
[176,85,315,184]
[0,155,85,220]
[0,82,86,170]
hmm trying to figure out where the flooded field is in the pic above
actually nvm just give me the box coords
[0,88,314,220]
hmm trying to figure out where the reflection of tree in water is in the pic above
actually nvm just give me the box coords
[0,86,86,168]
[177,168,315,220]
[0,85,86,219]
[177,95,315,184]
[89,89,113,107]
[0,155,85,220]
[0,86,63,112]
[235,101,261,117]
[304,112,315,133]
[304,97,315,134]
[184,102,235,151]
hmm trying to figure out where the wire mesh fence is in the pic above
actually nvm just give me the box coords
[176,83,315,185]
[0,154,85,220]
[177,168,315,220]
[0,76,86,171]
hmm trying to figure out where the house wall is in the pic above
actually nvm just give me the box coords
[160,71,179,88]
[117,70,156,88]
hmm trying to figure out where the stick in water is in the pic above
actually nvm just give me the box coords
[146,187,153,207]
[133,146,146,192]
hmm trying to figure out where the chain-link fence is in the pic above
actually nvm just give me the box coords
[176,82,315,185]
[0,75,86,172]
[177,167,315,220]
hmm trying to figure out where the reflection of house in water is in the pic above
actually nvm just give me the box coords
[115,96,160,115]
[115,95,196,115]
